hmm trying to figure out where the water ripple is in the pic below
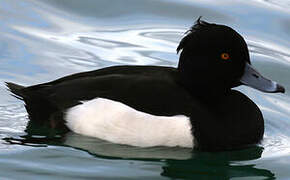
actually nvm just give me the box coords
[13,26,182,68]
[248,38,290,64]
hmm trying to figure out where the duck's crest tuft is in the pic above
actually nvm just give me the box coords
[177,17,212,54]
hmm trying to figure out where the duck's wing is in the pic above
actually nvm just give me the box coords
[7,66,197,132]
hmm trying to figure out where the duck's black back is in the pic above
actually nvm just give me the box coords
[26,66,198,114]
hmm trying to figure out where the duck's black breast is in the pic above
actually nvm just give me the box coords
[192,90,264,151]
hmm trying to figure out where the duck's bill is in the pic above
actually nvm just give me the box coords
[240,63,285,93]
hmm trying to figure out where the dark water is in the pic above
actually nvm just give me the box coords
[1,0,290,179]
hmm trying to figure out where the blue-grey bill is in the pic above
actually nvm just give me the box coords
[240,63,285,93]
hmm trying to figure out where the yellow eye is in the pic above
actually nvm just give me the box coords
[221,53,230,60]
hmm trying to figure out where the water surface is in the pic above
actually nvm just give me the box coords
[0,0,290,179]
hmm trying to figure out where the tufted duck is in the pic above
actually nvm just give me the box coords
[6,18,285,151]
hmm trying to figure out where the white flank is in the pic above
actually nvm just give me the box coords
[65,98,193,148]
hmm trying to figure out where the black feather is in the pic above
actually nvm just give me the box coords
[177,17,212,54]
[5,82,25,100]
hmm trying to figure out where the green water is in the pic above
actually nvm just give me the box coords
[0,0,290,179]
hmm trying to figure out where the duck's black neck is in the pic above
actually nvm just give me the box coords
[185,84,230,106]
[177,70,231,105]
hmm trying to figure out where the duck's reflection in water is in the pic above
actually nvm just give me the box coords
[4,132,275,180]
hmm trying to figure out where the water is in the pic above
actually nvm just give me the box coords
[0,0,290,179]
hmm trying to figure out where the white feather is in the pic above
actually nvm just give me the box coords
[65,98,194,148]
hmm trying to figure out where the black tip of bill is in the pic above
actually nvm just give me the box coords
[276,84,285,93]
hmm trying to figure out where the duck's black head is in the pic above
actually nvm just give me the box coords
[177,18,285,99]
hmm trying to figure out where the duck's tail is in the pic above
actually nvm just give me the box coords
[5,82,69,135]
[5,82,26,99]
